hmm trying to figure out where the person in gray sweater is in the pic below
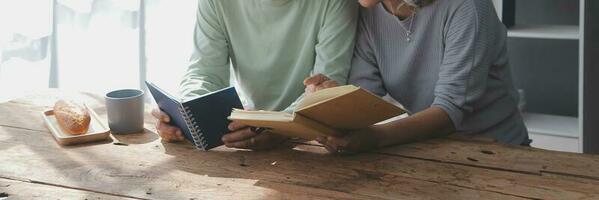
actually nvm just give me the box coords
[304,0,530,154]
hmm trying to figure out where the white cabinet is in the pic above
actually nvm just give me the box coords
[523,113,579,152]
[492,0,598,153]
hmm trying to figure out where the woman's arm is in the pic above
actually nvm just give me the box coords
[372,107,454,147]
[315,106,454,154]
[305,74,455,154]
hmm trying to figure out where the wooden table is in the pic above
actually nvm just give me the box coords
[1,90,599,200]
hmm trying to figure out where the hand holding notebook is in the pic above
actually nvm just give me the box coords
[151,108,185,142]
[146,81,243,150]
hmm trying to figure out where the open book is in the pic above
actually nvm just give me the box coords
[229,85,405,140]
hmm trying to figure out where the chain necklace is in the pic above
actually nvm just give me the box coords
[396,6,418,42]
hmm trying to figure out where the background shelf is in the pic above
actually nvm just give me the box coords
[523,113,579,138]
[523,112,580,153]
[493,0,599,153]
[508,25,580,40]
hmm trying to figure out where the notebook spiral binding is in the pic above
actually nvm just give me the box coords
[179,105,207,150]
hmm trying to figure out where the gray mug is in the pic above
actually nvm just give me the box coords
[105,89,145,134]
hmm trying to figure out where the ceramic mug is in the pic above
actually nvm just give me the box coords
[105,89,145,134]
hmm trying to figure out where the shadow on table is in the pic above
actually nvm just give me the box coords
[1,92,190,200]
[161,139,327,161]
[155,139,377,198]
[111,128,160,145]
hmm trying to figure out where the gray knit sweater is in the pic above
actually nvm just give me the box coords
[349,0,528,145]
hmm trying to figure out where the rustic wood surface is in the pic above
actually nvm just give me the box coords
[0,90,598,200]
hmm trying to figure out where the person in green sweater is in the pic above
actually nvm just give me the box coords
[151,0,358,149]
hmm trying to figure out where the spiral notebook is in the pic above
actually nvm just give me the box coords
[146,81,243,150]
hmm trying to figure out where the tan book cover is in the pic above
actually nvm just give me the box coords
[228,85,405,140]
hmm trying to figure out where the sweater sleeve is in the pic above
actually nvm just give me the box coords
[348,9,387,97]
[283,0,358,112]
[431,0,499,130]
[180,0,230,100]
[312,0,358,85]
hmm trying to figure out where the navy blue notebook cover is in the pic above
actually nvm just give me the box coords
[146,81,243,150]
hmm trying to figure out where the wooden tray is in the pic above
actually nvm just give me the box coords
[42,104,111,146]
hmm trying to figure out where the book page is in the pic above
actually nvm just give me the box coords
[296,88,405,130]
[229,112,339,140]
[296,85,358,111]
[228,109,294,122]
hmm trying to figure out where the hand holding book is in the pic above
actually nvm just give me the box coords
[222,121,290,150]
[151,108,185,143]
[304,73,340,94]
[220,74,343,150]
[305,74,381,154]
[229,75,406,141]
[147,82,244,150]
[315,127,382,155]
[148,75,405,152]
[302,74,455,155]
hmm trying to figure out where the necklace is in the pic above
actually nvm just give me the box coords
[396,7,417,42]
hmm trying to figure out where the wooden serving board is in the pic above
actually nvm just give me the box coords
[42,104,110,145]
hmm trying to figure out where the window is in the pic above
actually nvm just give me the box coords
[0,0,197,102]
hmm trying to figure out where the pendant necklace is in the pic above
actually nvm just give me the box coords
[396,7,418,42]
